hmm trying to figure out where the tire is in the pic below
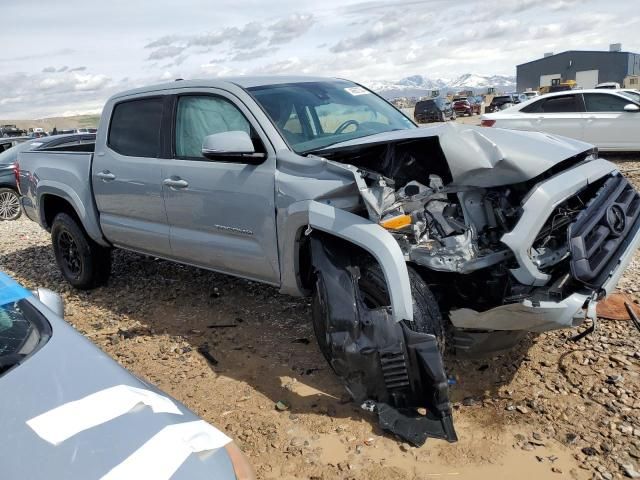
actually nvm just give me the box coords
[312,262,445,363]
[51,213,111,289]
[358,263,445,346]
[311,274,334,366]
[0,188,21,221]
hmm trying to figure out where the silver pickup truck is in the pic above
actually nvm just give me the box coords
[17,76,640,445]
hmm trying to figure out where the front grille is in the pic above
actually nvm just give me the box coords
[568,174,640,288]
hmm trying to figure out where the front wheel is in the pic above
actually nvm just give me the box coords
[0,188,21,221]
[51,213,111,289]
[312,262,445,360]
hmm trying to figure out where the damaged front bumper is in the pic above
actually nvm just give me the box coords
[451,158,640,333]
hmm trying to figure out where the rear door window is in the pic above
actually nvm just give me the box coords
[584,93,635,112]
[521,95,580,113]
[108,98,164,157]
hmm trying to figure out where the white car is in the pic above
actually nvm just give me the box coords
[481,89,640,151]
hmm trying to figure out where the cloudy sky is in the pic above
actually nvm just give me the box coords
[1,0,638,118]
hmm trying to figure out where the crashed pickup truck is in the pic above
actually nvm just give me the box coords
[17,76,640,446]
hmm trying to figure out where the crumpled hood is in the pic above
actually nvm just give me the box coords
[317,123,594,187]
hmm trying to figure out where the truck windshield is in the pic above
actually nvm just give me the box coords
[248,81,415,154]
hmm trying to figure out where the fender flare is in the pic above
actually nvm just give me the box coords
[37,182,109,247]
[278,200,413,323]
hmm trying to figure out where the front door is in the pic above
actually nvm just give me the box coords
[524,93,585,141]
[92,96,172,257]
[582,92,640,150]
[162,92,280,284]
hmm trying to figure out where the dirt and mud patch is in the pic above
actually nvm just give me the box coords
[2,155,640,479]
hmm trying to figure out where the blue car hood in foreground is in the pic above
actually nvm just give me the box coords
[0,283,235,480]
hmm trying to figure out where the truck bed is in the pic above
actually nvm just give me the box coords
[17,149,105,244]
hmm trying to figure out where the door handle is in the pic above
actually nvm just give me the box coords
[535,117,543,123]
[163,177,189,189]
[96,171,116,181]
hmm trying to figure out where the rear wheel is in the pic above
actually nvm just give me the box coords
[0,188,21,221]
[51,213,111,289]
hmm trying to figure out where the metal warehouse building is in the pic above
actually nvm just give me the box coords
[516,44,640,91]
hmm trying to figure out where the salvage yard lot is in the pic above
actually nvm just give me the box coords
[2,151,639,480]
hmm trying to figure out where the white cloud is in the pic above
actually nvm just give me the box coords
[0,0,637,118]
[330,13,404,52]
[269,13,315,45]
[148,46,187,60]
[74,73,111,91]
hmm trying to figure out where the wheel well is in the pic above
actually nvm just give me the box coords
[298,230,377,291]
[42,195,81,230]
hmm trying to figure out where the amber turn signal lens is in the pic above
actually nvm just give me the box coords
[380,214,412,230]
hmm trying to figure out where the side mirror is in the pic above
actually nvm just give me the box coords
[201,131,265,164]
[35,288,64,318]
[624,103,640,112]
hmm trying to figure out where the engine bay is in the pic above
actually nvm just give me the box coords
[318,134,605,315]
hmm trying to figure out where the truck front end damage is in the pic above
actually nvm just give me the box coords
[310,236,457,445]
[295,124,640,444]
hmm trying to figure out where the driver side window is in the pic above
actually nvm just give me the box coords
[175,95,253,159]
[584,93,633,112]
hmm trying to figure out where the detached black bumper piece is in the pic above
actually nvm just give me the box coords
[310,236,457,446]
[568,174,640,289]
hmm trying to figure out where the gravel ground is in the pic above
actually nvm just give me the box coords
[1,155,639,479]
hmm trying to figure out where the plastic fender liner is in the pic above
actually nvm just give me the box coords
[310,236,457,445]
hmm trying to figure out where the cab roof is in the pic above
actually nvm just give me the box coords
[109,75,350,100]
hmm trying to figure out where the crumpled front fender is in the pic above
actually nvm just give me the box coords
[278,199,413,323]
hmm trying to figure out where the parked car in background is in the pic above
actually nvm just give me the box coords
[0,272,255,480]
[452,97,479,116]
[0,136,30,153]
[0,125,25,138]
[619,89,640,103]
[16,75,640,446]
[485,94,517,113]
[481,89,640,151]
[414,97,456,122]
[596,82,621,89]
[0,133,96,220]
[76,127,98,133]
[518,91,539,102]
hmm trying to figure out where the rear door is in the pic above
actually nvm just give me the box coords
[162,91,280,284]
[519,93,585,141]
[582,92,640,150]
[92,96,172,256]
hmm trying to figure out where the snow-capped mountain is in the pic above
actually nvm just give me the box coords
[448,73,515,89]
[364,73,515,99]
